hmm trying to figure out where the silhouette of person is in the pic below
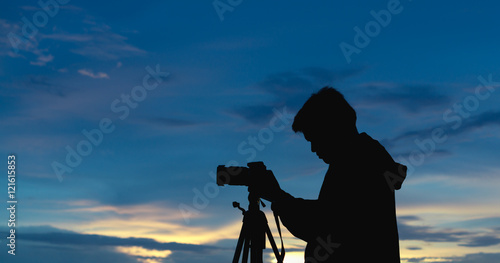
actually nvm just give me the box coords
[253,87,407,262]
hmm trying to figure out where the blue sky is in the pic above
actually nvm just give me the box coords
[1,0,500,262]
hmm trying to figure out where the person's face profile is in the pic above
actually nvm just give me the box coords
[304,129,334,164]
[303,125,357,164]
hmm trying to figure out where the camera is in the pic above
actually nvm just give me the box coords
[216,161,268,186]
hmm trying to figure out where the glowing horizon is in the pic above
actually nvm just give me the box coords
[1,1,500,262]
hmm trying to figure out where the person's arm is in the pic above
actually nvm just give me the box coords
[250,169,340,241]
[271,192,334,242]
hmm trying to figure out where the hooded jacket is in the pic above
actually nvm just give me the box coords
[272,132,406,262]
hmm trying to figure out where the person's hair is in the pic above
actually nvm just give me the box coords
[292,87,357,134]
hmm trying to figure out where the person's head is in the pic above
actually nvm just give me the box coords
[292,87,358,164]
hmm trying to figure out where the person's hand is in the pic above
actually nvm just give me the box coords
[249,170,284,202]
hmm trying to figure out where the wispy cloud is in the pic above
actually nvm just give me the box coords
[258,67,362,99]
[383,110,500,146]
[0,225,228,263]
[78,68,109,79]
[0,6,146,66]
[29,53,54,66]
[354,82,451,113]
[399,216,471,243]
[398,215,500,248]
[144,117,201,128]
[41,33,93,42]
[0,18,54,65]
[402,253,500,263]
[459,235,500,247]
[66,29,146,59]
[199,36,270,51]
[40,199,245,246]
[58,17,146,59]
[228,67,363,125]
[24,75,67,97]
[21,231,217,252]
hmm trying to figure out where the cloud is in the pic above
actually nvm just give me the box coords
[33,199,247,246]
[29,53,54,66]
[200,36,270,51]
[52,17,146,59]
[398,215,421,222]
[459,235,500,247]
[229,67,363,125]
[67,30,146,60]
[20,232,216,252]
[78,68,110,79]
[455,253,500,263]
[383,110,500,147]
[0,19,22,55]
[453,110,500,136]
[0,225,231,263]
[0,18,55,66]
[354,82,451,113]
[230,104,281,125]
[145,117,201,128]
[0,7,145,66]
[398,215,500,249]
[403,253,500,263]
[445,216,500,229]
[391,149,452,161]
[0,240,139,263]
[41,33,94,42]
[398,216,466,242]
[24,75,70,97]
[399,221,470,243]
[258,67,362,99]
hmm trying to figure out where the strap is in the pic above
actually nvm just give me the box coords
[273,210,286,263]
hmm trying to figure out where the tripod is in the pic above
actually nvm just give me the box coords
[232,192,284,263]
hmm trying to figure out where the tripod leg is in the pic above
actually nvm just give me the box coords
[233,223,246,263]
[250,215,265,263]
[265,225,283,263]
[242,235,250,263]
[250,244,263,263]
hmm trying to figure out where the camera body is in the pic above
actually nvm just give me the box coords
[217,161,268,186]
